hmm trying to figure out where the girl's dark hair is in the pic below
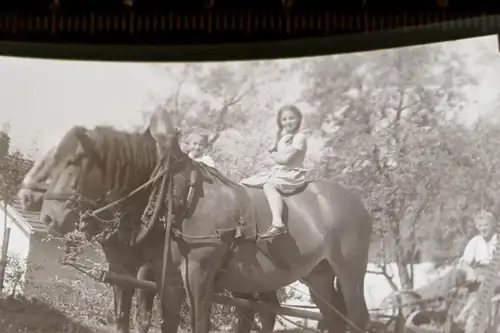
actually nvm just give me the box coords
[270,104,303,152]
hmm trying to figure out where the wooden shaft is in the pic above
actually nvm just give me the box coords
[212,294,323,321]
[100,271,323,321]
[100,271,158,291]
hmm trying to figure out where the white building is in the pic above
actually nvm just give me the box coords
[0,195,105,296]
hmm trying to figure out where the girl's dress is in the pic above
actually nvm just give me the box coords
[240,132,307,193]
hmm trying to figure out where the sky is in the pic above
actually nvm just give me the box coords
[0,58,168,156]
[1,34,499,158]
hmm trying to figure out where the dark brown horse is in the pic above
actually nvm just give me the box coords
[18,140,162,333]
[38,122,372,333]
[20,127,281,333]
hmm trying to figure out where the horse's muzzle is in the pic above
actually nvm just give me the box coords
[42,215,61,236]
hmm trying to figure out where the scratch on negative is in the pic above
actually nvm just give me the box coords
[309,183,334,226]
[288,184,328,236]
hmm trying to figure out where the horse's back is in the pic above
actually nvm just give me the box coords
[242,179,372,235]
[216,179,373,291]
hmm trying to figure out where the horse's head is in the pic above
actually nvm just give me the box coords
[40,125,158,237]
[40,127,111,236]
[17,148,56,212]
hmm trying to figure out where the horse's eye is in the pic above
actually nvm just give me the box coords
[67,156,80,166]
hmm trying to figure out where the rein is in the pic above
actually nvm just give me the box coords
[43,148,184,234]
[82,161,170,221]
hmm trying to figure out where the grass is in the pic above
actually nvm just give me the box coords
[0,292,312,333]
[2,255,308,332]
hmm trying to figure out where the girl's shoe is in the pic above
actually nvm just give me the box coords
[259,224,287,239]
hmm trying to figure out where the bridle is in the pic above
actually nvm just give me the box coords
[42,142,113,231]
[40,132,191,241]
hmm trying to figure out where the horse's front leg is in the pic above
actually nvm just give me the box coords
[111,283,135,333]
[136,265,157,333]
[159,282,185,333]
[181,259,217,333]
[102,243,137,333]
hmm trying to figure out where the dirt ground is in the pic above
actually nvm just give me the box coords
[0,296,304,333]
[0,296,94,333]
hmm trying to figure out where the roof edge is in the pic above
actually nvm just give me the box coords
[0,201,34,236]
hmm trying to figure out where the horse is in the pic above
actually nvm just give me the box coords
[38,120,372,333]
[18,138,162,333]
[20,126,282,333]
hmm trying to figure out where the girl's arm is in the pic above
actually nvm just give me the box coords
[273,133,307,165]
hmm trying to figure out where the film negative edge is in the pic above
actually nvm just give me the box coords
[0,11,496,36]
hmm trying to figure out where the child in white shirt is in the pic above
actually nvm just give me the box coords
[186,132,216,168]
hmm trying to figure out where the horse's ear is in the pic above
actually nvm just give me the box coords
[175,127,181,136]
[73,127,95,154]
[149,107,176,136]
[142,126,152,137]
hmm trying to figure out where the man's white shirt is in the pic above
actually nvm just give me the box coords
[460,233,498,266]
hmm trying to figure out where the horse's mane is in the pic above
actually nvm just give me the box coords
[56,125,243,202]
[193,160,240,189]
[51,125,158,198]
[23,147,55,184]
[88,126,158,196]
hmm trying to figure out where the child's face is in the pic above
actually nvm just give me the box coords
[188,135,206,158]
[475,217,494,239]
[280,110,300,134]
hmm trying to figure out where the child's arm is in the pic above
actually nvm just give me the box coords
[201,155,216,168]
[273,133,307,165]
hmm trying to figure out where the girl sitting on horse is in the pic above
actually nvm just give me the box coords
[240,104,308,239]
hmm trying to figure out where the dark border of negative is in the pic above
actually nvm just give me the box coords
[0,15,498,62]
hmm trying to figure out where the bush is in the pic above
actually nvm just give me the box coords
[24,278,244,332]
[3,253,28,297]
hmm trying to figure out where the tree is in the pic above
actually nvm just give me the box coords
[0,130,32,205]
[301,42,479,291]
[143,61,301,180]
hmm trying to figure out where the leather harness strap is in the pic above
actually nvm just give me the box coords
[160,154,175,315]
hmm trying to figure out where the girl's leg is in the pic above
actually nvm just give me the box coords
[261,182,287,238]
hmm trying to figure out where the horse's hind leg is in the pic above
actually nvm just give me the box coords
[324,244,370,333]
[302,259,347,333]
[232,291,279,333]
[257,291,280,333]
[232,292,258,333]
[136,265,156,333]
